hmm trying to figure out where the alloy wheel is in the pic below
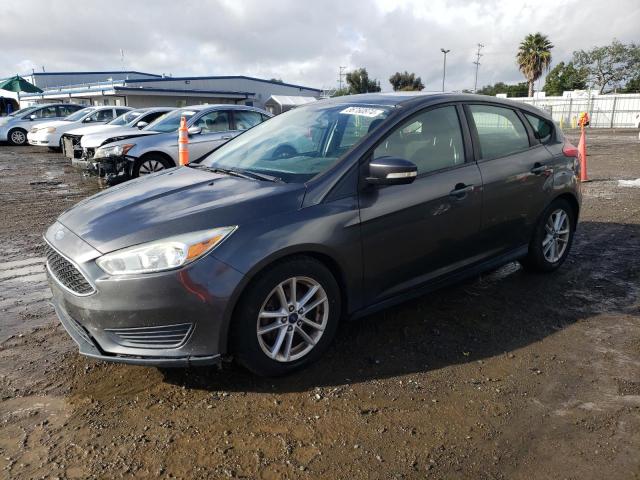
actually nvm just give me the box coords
[256,276,329,363]
[10,130,26,145]
[542,208,570,263]
[138,159,166,175]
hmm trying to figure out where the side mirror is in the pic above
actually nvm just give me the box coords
[366,157,417,185]
[187,126,202,136]
[136,121,148,129]
[29,114,37,120]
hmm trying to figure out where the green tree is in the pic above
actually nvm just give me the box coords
[389,71,424,91]
[622,75,640,93]
[542,61,588,95]
[476,82,529,97]
[517,33,554,97]
[331,87,350,97]
[573,40,640,93]
[346,68,381,94]
[269,78,284,84]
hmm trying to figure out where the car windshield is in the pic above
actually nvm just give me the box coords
[65,107,94,122]
[10,106,38,118]
[144,109,198,133]
[109,110,143,126]
[201,103,392,183]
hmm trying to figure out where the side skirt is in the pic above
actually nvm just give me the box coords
[349,245,529,321]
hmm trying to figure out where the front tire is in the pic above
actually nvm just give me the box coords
[232,256,341,377]
[521,198,576,272]
[8,128,27,146]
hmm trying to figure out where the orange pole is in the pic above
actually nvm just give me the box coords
[178,116,189,166]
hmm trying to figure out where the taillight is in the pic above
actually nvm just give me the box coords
[563,141,579,158]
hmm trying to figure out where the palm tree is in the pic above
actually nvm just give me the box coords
[517,33,554,97]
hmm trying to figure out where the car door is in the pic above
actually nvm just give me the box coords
[187,110,232,158]
[359,104,484,304]
[465,103,553,254]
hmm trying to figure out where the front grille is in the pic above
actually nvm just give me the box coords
[105,323,193,349]
[45,245,95,295]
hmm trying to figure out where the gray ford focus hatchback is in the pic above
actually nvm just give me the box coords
[45,93,581,376]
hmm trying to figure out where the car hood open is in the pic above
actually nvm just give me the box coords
[57,166,305,253]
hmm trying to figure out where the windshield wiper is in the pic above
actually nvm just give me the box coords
[187,164,283,183]
[241,169,284,183]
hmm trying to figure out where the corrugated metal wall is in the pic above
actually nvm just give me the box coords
[509,94,640,128]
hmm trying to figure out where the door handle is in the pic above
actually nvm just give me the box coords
[449,183,474,199]
[221,135,232,140]
[530,162,551,175]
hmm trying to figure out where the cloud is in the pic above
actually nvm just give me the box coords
[1,0,638,91]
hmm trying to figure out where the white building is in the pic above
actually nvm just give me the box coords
[19,71,321,110]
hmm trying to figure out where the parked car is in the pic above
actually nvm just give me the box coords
[28,106,132,150]
[0,103,84,145]
[62,107,174,160]
[44,93,581,376]
[89,104,271,184]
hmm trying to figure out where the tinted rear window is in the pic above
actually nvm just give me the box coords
[525,113,554,144]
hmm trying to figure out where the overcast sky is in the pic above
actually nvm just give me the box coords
[1,0,638,92]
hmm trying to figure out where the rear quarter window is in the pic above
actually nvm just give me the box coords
[524,113,554,144]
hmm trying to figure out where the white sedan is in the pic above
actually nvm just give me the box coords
[27,106,131,149]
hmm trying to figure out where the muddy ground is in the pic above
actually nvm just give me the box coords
[1,130,639,480]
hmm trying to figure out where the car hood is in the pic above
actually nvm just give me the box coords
[33,120,71,130]
[57,166,305,253]
[81,128,159,148]
[67,124,119,136]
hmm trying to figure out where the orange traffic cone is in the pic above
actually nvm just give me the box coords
[578,128,588,182]
[577,112,589,182]
[178,116,189,166]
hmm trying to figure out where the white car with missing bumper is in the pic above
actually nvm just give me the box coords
[27,106,131,149]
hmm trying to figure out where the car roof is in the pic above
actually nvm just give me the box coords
[178,104,269,115]
[316,92,551,119]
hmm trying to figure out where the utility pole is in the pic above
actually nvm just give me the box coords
[440,48,450,92]
[473,43,484,93]
[338,66,346,93]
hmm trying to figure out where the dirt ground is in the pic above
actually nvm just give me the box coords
[1,130,639,480]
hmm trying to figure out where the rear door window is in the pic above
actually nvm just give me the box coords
[468,105,530,160]
[525,113,554,144]
[234,110,263,130]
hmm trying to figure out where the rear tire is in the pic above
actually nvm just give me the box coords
[132,155,171,177]
[8,128,27,146]
[521,198,576,273]
[232,256,341,377]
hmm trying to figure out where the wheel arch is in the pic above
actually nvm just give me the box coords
[219,247,349,355]
[552,192,580,224]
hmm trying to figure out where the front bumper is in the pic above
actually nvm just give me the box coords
[45,223,245,366]
[28,132,54,146]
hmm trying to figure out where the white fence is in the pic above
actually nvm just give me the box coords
[508,93,640,129]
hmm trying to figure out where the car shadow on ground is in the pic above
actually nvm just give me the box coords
[160,220,639,392]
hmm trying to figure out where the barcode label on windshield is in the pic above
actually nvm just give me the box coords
[339,107,384,117]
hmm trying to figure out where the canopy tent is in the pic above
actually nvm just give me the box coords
[0,75,43,94]
[0,75,43,110]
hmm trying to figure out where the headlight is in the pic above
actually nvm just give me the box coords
[45,127,57,133]
[96,226,237,275]
[94,143,135,159]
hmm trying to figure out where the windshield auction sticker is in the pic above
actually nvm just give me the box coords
[339,106,385,117]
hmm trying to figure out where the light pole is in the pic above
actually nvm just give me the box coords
[440,48,450,92]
